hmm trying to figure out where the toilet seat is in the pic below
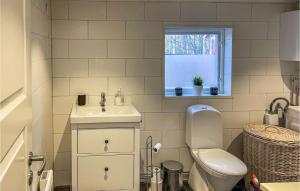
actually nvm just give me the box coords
[191,148,247,177]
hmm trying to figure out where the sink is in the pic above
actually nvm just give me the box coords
[71,104,142,124]
[286,106,300,132]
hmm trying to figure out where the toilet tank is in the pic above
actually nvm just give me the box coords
[186,105,223,149]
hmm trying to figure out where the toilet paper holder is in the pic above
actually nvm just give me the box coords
[145,136,162,191]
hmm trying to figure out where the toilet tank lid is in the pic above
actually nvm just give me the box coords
[187,105,220,114]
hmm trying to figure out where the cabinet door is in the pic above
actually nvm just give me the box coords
[78,128,134,153]
[78,155,134,191]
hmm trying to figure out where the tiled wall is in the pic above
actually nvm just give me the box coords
[31,0,53,170]
[51,0,299,186]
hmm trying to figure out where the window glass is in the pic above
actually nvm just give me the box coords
[164,27,232,97]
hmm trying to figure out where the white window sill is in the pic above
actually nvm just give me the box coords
[164,91,232,99]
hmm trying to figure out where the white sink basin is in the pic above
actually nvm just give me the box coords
[71,104,142,124]
[286,106,300,132]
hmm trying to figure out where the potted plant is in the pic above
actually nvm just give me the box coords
[193,76,203,95]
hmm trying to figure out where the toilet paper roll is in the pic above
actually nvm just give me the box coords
[153,143,162,153]
[152,167,161,179]
[264,113,279,126]
[150,175,163,191]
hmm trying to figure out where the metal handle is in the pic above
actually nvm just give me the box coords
[104,167,109,180]
[105,139,109,144]
[28,152,46,176]
[28,170,33,186]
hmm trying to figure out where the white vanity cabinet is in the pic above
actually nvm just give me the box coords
[71,105,141,191]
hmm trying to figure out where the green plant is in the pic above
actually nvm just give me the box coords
[193,76,203,86]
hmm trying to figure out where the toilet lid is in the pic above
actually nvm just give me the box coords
[195,149,247,176]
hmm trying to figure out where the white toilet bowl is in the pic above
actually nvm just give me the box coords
[188,149,247,191]
[185,105,247,191]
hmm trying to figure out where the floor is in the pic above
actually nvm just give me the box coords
[54,183,192,191]
[54,179,245,191]
[54,186,71,191]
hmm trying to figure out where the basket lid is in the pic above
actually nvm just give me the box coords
[244,124,300,143]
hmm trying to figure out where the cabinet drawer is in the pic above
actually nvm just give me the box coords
[78,128,134,154]
[78,155,134,191]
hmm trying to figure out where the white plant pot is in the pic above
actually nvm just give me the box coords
[194,85,203,95]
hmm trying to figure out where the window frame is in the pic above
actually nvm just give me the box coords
[163,26,230,98]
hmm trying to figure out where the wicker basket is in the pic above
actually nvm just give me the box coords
[243,124,300,183]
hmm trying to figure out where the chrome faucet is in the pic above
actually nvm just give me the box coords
[100,92,106,112]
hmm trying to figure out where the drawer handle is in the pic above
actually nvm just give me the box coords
[104,167,109,180]
[104,140,109,152]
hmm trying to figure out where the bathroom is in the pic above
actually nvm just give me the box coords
[0,0,300,190]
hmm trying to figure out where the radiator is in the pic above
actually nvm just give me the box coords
[40,170,53,191]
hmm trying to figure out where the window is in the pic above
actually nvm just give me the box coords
[164,27,233,97]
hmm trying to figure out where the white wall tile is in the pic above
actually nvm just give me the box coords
[252,4,287,21]
[89,59,125,77]
[51,0,68,20]
[52,40,68,58]
[108,40,143,58]
[250,76,284,93]
[222,111,249,129]
[69,1,106,20]
[108,77,144,95]
[126,22,163,39]
[162,129,185,148]
[53,115,71,134]
[233,40,250,58]
[69,40,107,58]
[233,94,266,111]
[232,75,249,94]
[54,152,71,171]
[107,2,144,20]
[53,78,69,96]
[162,99,199,112]
[52,20,88,39]
[179,148,193,172]
[144,40,162,58]
[233,58,267,75]
[233,22,268,39]
[249,111,265,124]
[126,59,161,77]
[181,3,217,21]
[70,78,108,95]
[54,133,71,153]
[251,40,279,58]
[53,59,88,77]
[217,3,251,21]
[53,96,74,115]
[145,113,180,130]
[131,95,162,112]
[267,22,280,39]
[145,77,162,94]
[145,2,180,21]
[89,21,125,39]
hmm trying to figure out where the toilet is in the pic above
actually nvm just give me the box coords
[186,105,247,191]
